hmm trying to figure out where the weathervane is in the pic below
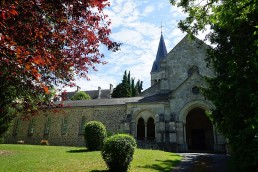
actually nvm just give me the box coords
[160,22,163,34]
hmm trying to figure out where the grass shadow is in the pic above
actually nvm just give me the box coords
[137,156,181,172]
[90,170,109,172]
[66,149,91,153]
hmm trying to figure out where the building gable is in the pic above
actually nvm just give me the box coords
[160,34,214,91]
[169,72,205,99]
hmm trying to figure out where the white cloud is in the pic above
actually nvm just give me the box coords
[157,2,167,9]
[142,6,154,16]
[169,5,187,18]
[111,29,143,46]
[69,0,189,92]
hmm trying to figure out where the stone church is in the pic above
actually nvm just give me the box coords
[4,34,226,153]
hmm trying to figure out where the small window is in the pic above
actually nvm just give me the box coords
[28,119,35,136]
[13,118,21,136]
[192,86,200,95]
[188,66,199,77]
[44,117,51,135]
[79,116,86,135]
[61,117,68,135]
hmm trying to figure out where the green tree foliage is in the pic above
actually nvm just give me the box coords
[171,0,258,170]
[70,91,91,100]
[112,70,143,98]
[135,80,143,96]
[101,134,136,172]
[84,121,107,151]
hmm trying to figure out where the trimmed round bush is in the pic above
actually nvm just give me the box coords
[84,121,107,151]
[101,134,136,172]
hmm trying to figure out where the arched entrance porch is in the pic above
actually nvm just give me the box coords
[135,110,156,140]
[186,108,214,151]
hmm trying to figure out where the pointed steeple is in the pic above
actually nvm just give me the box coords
[151,33,168,73]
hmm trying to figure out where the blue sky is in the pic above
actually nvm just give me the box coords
[66,0,194,92]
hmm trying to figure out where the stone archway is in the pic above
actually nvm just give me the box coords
[186,108,214,151]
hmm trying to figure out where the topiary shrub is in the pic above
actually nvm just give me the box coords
[84,121,107,151]
[101,134,136,172]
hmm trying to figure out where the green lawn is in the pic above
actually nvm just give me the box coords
[0,144,181,172]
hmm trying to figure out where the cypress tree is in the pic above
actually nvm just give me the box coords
[112,70,143,98]
[131,78,135,97]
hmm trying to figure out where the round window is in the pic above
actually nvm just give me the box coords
[192,86,200,95]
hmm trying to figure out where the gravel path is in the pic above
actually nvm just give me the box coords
[172,153,230,172]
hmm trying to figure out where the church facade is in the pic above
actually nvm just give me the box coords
[4,34,226,153]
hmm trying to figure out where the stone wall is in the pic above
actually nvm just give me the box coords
[5,105,127,146]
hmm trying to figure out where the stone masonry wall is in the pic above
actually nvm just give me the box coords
[163,36,214,91]
[5,105,127,147]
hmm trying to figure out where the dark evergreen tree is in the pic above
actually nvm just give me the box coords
[136,80,143,96]
[112,71,143,98]
[111,83,131,98]
[122,70,128,84]
[127,71,132,96]
[131,78,136,97]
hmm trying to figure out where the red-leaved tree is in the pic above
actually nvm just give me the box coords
[0,0,120,136]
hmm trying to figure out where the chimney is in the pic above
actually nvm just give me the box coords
[109,84,113,98]
[76,86,81,92]
[97,86,101,99]
[61,91,68,101]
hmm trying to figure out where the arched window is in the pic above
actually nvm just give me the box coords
[137,118,145,140]
[147,117,155,140]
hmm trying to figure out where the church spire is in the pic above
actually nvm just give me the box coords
[151,31,168,73]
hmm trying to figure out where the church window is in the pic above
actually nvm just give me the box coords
[147,117,155,140]
[79,116,86,135]
[28,119,35,136]
[61,116,68,135]
[188,66,199,77]
[192,86,200,95]
[13,118,21,136]
[137,118,145,140]
[44,117,51,135]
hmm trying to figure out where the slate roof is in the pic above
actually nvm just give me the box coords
[138,93,170,103]
[55,93,169,107]
[151,33,168,73]
[65,89,111,100]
